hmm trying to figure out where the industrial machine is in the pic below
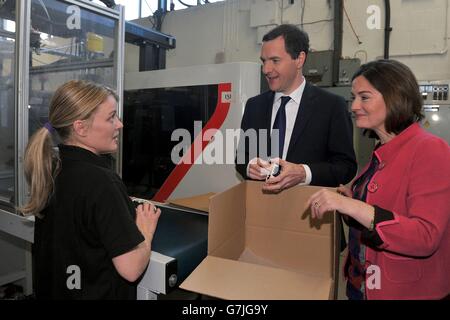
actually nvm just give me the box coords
[123,62,260,202]
[419,80,450,144]
[122,62,260,299]
[136,203,208,300]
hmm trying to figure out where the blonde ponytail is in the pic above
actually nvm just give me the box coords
[20,128,60,217]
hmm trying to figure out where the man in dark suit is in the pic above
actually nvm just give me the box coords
[236,24,357,192]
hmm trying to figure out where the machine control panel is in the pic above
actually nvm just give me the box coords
[419,81,449,103]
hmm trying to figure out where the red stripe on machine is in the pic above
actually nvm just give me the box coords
[153,83,232,202]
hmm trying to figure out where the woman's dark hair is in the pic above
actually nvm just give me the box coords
[352,59,424,136]
[262,24,309,60]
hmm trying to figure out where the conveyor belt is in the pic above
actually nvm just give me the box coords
[151,205,208,283]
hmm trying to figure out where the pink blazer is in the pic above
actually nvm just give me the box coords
[351,123,450,299]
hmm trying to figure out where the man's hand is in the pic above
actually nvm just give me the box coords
[262,159,306,193]
[248,158,272,180]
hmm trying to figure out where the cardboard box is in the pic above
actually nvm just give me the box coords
[167,192,215,213]
[180,181,340,300]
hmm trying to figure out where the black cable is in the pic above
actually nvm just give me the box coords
[333,0,344,86]
[300,0,305,27]
[384,0,392,59]
[98,0,116,8]
[343,3,362,44]
[178,0,194,7]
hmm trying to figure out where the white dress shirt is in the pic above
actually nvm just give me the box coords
[247,79,312,185]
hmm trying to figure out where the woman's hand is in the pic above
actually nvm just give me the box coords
[305,188,375,229]
[136,202,161,244]
[113,202,161,283]
[337,184,352,197]
[305,188,351,219]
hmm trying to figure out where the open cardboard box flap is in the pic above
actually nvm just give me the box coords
[167,192,215,213]
[180,181,339,300]
[180,256,332,300]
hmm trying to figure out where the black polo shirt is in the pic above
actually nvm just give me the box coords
[33,145,144,299]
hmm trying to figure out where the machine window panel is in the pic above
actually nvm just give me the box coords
[28,0,117,137]
[0,4,16,207]
[122,85,218,199]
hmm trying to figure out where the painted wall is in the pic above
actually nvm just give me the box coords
[128,0,450,81]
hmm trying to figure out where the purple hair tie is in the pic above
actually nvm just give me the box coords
[44,122,55,134]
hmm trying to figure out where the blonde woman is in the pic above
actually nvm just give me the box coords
[22,80,160,299]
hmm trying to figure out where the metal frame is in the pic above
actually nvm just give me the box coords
[0,29,15,39]
[125,21,175,72]
[0,211,34,243]
[64,0,121,19]
[15,0,31,211]
[125,21,176,49]
[0,0,33,296]
[29,58,114,74]
[116,4,125,176]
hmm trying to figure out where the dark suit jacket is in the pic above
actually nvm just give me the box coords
[235,82,357,187]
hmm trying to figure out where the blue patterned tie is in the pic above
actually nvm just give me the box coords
[272,96,291,158]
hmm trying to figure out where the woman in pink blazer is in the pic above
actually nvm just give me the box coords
[307,59,450,300]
